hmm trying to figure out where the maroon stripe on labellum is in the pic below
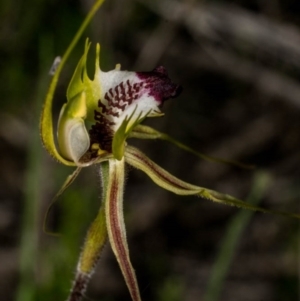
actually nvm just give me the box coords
[120,81,125,95]
[89,79,144,153]
[103,80,143,111]
[136,66,182,104]
[89,110,114,153]
[88,67,181,156]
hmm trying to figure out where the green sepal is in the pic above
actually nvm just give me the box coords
[66,40,90,101]
[40,0,105,166]
[130,124,255,169]
[66,39,102,122]
[105,158,142,301]
[43,167,82,236]
[125,145,300,220]
[78,162,109,274]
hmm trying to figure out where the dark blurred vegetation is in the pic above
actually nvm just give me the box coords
[1,0,300,300]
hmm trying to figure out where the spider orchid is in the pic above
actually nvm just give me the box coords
[40,38,300,301]
[39,3,300,300]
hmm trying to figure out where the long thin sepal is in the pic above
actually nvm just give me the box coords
[125,146,300,219]
[105,158,142,301]
[67,162,109,301]
[43,167,82,235]
[130,125,254,169]
[66,206,107,301]
[40,0,105,166]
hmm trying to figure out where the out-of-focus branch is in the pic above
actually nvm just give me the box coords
[136,0,300,108]
[170,44,300,109]
[133,21,177,70]
[139,0,300,70]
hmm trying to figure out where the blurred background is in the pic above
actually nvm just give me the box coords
[1,0,300,300]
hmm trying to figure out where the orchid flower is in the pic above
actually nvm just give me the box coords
[41,40,300,301]
[40,2,300,301]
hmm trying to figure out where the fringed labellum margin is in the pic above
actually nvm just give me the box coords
[57,40,181,165]
[41,29,300,301]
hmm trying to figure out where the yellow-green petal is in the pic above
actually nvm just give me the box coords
[130,124,254,169]
[105,158,142,301]
[125,145,300,219]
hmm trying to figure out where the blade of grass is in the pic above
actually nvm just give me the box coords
[16,36,54,301]
[204,172,270,301]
